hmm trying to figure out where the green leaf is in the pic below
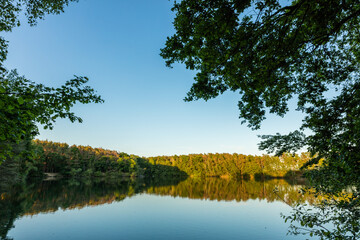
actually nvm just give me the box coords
[17,96,24,105]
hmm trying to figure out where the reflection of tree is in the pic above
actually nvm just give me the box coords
[146,177,314,204]
[0,196,16,240]
[0,177,314,240]
[0,184,30,240]
[0,177,187,239]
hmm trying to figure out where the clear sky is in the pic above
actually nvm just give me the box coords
[3,0,305,157]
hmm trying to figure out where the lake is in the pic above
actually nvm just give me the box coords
[1,177,313,240]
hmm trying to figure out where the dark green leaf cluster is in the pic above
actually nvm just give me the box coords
[161,0,360,160]
[0,71,103,163]
[162,0,360,129]
[258,130,307,156]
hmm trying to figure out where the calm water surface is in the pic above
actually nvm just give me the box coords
[1,178,312,240]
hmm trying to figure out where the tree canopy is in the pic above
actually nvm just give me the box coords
[162,0,360,238]
[0,70,103,161]
[161,0,360,177]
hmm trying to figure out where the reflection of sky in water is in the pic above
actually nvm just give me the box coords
[10,195,303,240]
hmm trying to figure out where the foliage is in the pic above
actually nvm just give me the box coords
[31,140,188,179]
[282,159,360,239]
[161,0,360,238]
[0,71,103,162]
[162,0,360,160]
[283,198,360,240]
[27,140,308,180]
[132,151,309,178]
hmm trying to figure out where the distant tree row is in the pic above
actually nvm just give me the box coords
[27,140,310,179]
[148,152,310,178]
[30,140,187,179]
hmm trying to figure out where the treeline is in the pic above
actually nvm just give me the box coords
[148,152,310,178]
[0,139,310,181]
[29,140,187,179]
[28,140,310,179]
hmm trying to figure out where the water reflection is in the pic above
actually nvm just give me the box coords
[0,177,312,240]
[146,177,313,204]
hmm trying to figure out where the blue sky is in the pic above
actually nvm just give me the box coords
[3,0,304,157]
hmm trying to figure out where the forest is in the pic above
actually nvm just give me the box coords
[2,139,310,181]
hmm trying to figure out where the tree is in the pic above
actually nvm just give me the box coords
[0,70,103,160]
[161,0,360,238]
[0,0,103,166]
